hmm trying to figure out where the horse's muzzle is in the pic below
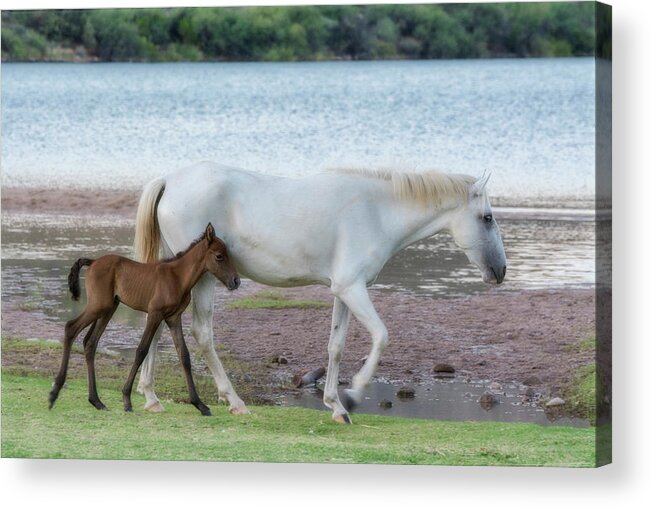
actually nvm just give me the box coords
[489,265,506,285]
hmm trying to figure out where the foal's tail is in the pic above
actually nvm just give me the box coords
[68,258,94,301]
[134,177,166,263]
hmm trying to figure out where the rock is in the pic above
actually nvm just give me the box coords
[479,391,499,410]
[292,367,326,388]
[433,363,455,373]
[477,360,487,366]
[270,354,289,365]
[378,399,393,409]
[488,381,502,392]
[396,386,416,399]
[545,397,566,407]
[522,375,542,386]
[523,387,536,402]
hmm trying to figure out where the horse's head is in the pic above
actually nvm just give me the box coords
[203,223,240,291]
[449,173,506,285]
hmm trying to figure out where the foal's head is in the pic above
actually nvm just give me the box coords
[202,223,240,291]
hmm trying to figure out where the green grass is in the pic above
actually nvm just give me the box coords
[227,290,331,310]
[1,374,596,466]
[562,363,597,425]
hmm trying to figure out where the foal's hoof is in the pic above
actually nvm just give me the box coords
[200,408,212,417]
[144,400,165,413]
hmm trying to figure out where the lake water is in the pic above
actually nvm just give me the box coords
[2,59,595,207]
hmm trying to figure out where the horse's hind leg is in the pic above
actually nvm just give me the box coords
[84,302,118,410]
[136,323,165,412]
[49,311,97,409]
[122,313,163,412]
[167,316,211,416]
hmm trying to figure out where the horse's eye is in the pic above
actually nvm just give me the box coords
[215,254,224,262]
[483,214,493,223]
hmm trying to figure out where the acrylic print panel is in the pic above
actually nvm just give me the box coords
[0,1,611,467]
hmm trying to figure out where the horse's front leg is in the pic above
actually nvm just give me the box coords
[335,282,389,415]
[137,323,165,412]
[323,296,352,423]
[191,274,249,415]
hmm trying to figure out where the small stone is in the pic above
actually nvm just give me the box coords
[378,399,393,409]
[488,381,502,392]
[523,387,536,402]
[522,375,542,386]
[278,356,288,364]
[545,397,566,407]
[433,363,455,373]
[396,386,416,399]
[269,332,281,336]
[479,391,499,410]
[477,360,487,366]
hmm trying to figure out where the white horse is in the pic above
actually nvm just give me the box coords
[134,162,506,423]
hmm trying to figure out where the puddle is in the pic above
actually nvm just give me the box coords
[279,379,589,427]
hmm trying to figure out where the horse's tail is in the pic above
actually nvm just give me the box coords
[134,177,166,263]
[68,258,94,301]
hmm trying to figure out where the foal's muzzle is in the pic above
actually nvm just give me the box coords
[227,276,241,291]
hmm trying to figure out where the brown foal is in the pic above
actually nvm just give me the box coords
[48,223,240,416]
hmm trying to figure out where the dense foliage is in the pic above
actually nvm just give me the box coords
[2,3,599,62]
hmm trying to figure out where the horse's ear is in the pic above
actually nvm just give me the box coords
[205,223,215,244]
[471,171,491,195]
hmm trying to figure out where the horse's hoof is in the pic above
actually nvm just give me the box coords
[144,400,165,413]
[201,409,212,417]
[333,413,352,424]
[229,405,250,415]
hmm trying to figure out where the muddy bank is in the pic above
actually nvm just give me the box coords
[1,187,140,217]
[1,283,596,396]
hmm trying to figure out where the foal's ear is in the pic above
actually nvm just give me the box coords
[205,223,216,244]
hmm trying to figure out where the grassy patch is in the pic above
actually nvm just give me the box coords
[1,373,596,466]
[562,363,596,425]
[1,335,272,407]
[227,290,331,310]
[564,336,596,353]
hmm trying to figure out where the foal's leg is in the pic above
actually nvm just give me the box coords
[122,313,163,412]
[322,297,352,424]
[190,275,249,415]
[166,316,211,416]
[334,283,389,419]
[49,311,97,409]
[136,323,165,412]
[83,302,118,410]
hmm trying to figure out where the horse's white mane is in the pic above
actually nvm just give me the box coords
[331,167,476,206]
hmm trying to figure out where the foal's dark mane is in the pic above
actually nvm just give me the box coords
[160,231,207,264]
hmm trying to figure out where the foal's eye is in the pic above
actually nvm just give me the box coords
[215,254,224,262]
[483,214,493,223]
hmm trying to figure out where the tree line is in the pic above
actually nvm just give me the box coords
[1,3,601,62]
